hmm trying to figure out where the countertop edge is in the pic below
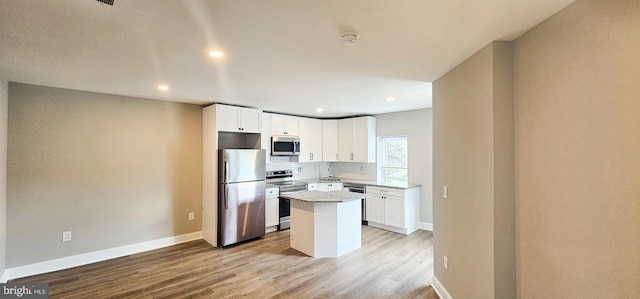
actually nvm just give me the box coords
[302,178,421,190]
[280,191,366,203]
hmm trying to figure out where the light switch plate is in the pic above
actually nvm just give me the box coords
[62,231,72,242]
[443,186,448,199]
[444,255,448,270]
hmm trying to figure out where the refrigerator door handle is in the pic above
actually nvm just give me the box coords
[223,184,228,210]
[224,159,229,182]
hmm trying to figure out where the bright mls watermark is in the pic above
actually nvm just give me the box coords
[0,283,48,299]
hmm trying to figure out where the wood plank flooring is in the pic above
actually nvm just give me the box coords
[12,226,438,299]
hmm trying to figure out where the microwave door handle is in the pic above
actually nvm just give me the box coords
[292,140,296,154]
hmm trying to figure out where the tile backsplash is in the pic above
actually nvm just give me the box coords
[266,156,376,180]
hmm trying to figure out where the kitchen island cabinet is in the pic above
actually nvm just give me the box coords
[280,191,365,258]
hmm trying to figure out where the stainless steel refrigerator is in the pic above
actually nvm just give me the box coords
[218,149,267,247]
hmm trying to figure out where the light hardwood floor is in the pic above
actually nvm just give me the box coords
[12,226,438,298]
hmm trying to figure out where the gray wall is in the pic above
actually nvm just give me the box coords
[376,108,433,224]
[514,0,640,297]
[0,79,7,279]
[7,83,202,267]
[432,42,515,299]
[433,0,640,297]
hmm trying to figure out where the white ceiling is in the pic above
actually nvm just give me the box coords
[0,0,574,117]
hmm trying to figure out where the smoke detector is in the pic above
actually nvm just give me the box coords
[340,32,359,46]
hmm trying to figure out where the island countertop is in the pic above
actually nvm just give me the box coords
[280,190,367,203]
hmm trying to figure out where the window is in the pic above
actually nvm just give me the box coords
[378,136,408,185]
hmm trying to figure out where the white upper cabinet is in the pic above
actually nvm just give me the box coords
[270,114,299,136]
[338,116,376,162]
[298,117,323,162]
[322,120,339,162]
[261,112,272,163]
[215,104,262,133]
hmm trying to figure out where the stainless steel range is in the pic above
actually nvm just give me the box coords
[266,170,308,231]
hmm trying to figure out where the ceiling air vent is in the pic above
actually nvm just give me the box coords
[95,0,116,6]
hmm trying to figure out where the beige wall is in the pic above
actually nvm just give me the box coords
[376,108,433,224]
[514,0,640,297]
[432,41,515,299]
[0,79,7,279]
[6,83,202,267]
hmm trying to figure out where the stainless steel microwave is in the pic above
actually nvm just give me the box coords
[271,136,301,156]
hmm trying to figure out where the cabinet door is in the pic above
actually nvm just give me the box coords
[298,117,322,162]
[385,195,405,229]
[367,194,386,224]
[271,114,299,136]
[317,183,330,192]
[308,183,318,191]
[352,116,376,162]
[338,118,354,161]
[284,115,299,136]
[330,182,343,191]
[265,196,279,227]
[270,114,285,135]
[261,113,271,163]
[317,183,340,192]
[240,107,262,133]
[215,104,240,132]
[322,120,339,162]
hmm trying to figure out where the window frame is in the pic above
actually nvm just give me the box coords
[377,136,408,185]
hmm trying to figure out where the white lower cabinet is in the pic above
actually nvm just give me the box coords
[366,194,386,224]
[317,182,343,192]
[365,186,420,235]
[308,183,318,191]
[265,187,279,232]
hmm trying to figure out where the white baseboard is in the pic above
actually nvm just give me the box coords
[432,275,453,299]
[3,231,203,282]
[419,222,433,231]
[0,269,8,283]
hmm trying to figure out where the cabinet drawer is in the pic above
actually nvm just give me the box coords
[266,187,279,197]
[366,186,405,198]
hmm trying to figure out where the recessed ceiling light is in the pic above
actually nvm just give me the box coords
[209,51,224,58]
[158,85,169,91]
[316,108,324,113]
[386,97,395,102]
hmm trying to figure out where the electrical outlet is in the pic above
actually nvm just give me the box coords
[189,212,195,221]
[443,186,448,199]
[62,231,72,242]
[443,255,448,270]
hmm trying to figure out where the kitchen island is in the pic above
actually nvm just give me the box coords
[279,191,366,258]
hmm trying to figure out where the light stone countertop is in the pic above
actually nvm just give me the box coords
[279,190,367,203]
